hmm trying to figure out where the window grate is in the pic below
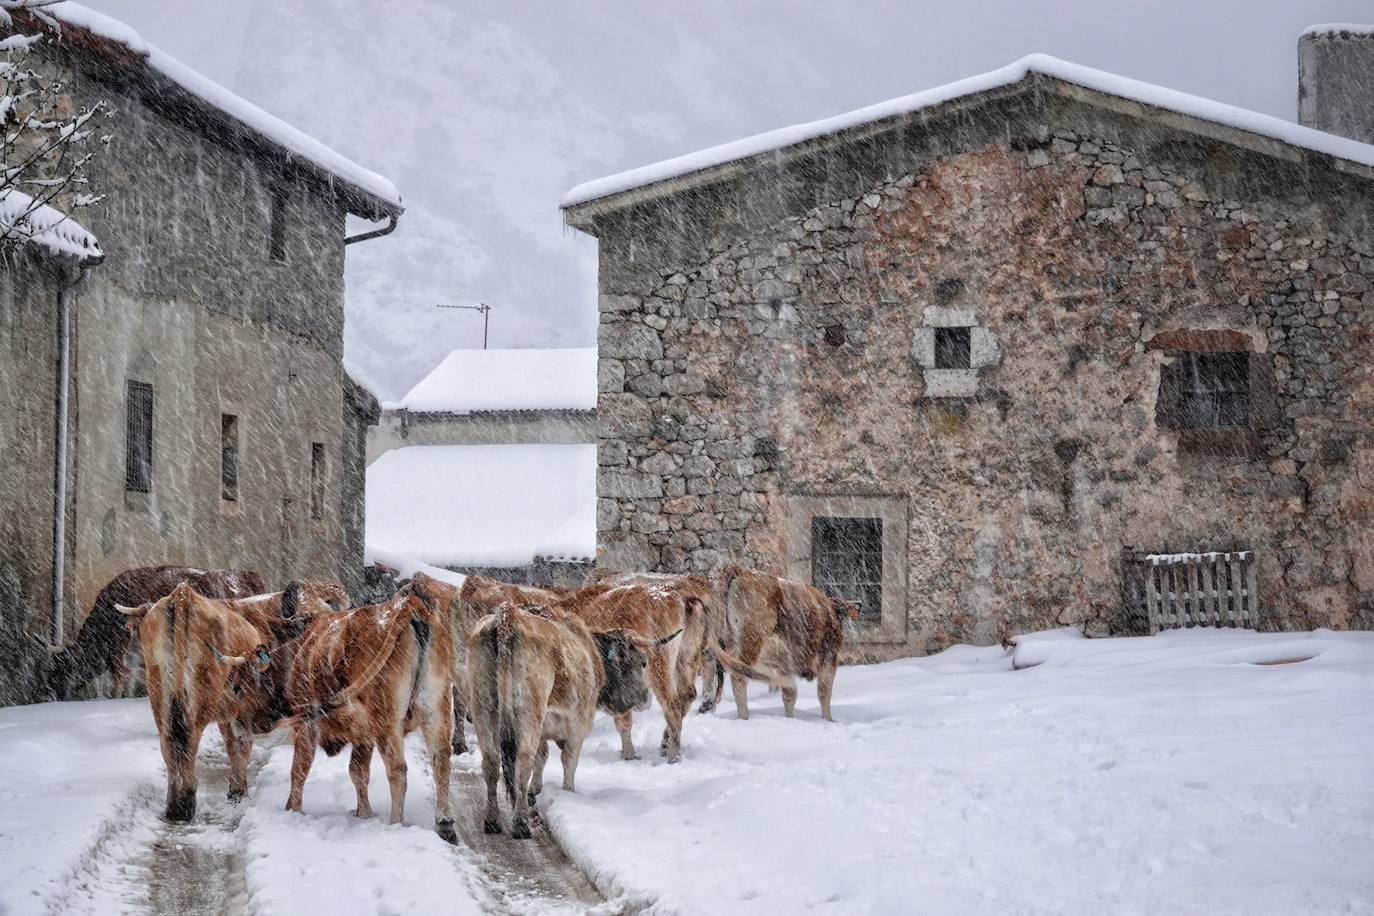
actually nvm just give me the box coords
[125,381,153,493]
[811,516,882,623]
[1122,550,1259,632]
[1159,351,1249,429]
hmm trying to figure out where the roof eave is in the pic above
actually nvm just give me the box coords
[564,71,1374,232]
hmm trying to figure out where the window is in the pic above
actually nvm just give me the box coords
[125,381,154,493]
[933,326,971,370]
[1158,352,1249,429]
[811,516,883,623]
[269,186,287,262]
[310,442,325,520]
[220,414,239,502]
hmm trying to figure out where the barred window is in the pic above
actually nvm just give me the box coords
[1158,352,1249,429]
[310,442,326,520]
[125,381,153,493]
[811,516,882,623]
[934,326,971,370]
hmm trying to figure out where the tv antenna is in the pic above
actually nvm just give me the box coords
[436,302,492,349]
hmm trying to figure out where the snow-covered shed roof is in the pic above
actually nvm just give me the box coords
[0,188,102,262]
[29,3,400,216]
[395,348,597,414]
[1302,23,1374,37]
[563,53,1374,218]
[366,444,595,568]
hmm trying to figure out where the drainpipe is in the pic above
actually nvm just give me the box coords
[51,262,96,646]
[343,213,398,246]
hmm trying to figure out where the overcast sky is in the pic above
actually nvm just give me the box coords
[90,0,1374,396]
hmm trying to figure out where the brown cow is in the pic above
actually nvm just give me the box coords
[281,581,458,843]
[468,603,670,838]
[47,565,265,700]
[558,578,707,762]
[119,581,302,822]
[709,566,850,722]
[447,574,568,753]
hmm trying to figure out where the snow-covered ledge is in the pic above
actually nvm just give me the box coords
[911,305,1000,397]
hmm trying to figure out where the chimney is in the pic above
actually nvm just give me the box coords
[1298,25,1374,144]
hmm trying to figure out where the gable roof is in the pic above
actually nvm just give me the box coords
[395,348,597,414]
[27,3,400,218]
[563,53,1374,222]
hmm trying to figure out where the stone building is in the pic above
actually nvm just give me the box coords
[564,41,1374,657]
[0,8,399,692]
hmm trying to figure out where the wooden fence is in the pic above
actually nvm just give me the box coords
[1122,550,1259,633]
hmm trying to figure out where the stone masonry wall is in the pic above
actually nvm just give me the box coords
[593,107,1374,657]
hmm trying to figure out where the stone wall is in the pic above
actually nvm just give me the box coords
[591,99,1374,656]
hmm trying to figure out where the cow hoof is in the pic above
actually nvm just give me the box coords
[511,817,532,840]
[697,700,715,714]
[164,791,196,823]
[483,818,502,835]
[436,818,458,845]
[526,792,538,809]
[353,807,373,819]
[451,739,468,756]
[226,788,245,804]
[620,751,640,761]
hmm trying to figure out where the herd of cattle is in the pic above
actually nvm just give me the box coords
[48,563,855,842]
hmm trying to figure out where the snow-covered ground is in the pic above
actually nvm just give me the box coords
[3,628,1371,914]
[534,628,1374,914]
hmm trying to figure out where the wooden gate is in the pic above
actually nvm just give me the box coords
[1122,550,1259,633]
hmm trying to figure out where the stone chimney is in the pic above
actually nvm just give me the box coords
[1298,25,1374,144]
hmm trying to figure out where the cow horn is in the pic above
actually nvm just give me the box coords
[206,642,248,666]
[632,628,684,651]
[114,603,147,617]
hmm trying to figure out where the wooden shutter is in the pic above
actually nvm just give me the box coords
[1248,352,1280,430]
[1155,356,1185,430]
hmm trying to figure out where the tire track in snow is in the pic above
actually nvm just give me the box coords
[448,764,643,915]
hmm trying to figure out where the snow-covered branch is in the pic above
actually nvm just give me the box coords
[0,0,110,255]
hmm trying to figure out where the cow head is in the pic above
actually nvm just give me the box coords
[592,628,682,714]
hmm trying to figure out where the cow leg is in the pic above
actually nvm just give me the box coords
[509,728,542,840]
[421,696,457,844]
[349,743,375,818]
[480,742,502,834]
[661,696,688,763]
[529,739,550,812]
[817,657,837,722]
[378,730,408,826]
[781,680,799,718]
[285,725,318,813]
[731,673,750,720]
[218,720,252,803]
[698,654,719,714]
[450,682,468,755]
[613,712,638,761]
[162,714,205,823]
[559,736,585,793]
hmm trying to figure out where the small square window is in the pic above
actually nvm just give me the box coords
[811,516,883,623]
[1159,351,1249,430]
[934,326,971,370]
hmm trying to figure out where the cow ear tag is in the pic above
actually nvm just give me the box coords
[257,649,272,670]
[606,645,617,661]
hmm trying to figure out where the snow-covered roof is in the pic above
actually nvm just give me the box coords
[366,444,595,568]
[563,53,1374,212]
[1302,23,1374,37]
[0,188,102,261]
[38,2,400,211]
[395,348,597,414]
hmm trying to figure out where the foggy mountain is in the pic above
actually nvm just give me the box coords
[93,0,1373,397]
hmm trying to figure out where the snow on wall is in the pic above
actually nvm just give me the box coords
[365,443,595,568]
[395,347,597,414]
[1302,23,1374,36]
[0,188,102,260]
[43,2,401,208]
[563,52,1374,208]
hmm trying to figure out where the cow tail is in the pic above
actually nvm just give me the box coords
[710,643,789,688]
[496,607,520,805]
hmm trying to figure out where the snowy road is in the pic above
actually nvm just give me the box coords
[3,628,1372,915]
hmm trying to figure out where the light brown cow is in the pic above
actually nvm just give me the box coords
[558,578,707,762]
[445,574,567,753]
[281,581,458,843]
[120,582,303,822]
[709,566,851,722]
[468,603,669,838]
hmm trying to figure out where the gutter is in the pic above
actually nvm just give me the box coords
[51,258,100,646]
[344,213,399,246]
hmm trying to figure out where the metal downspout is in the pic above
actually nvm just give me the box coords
[51,263,95,646]
[343,213,398,246]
